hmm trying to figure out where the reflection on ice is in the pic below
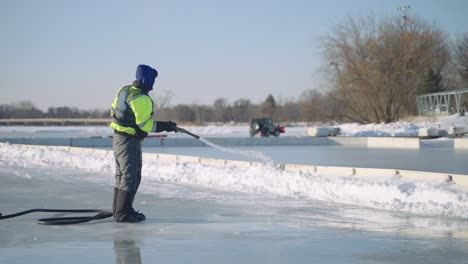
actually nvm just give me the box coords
[114,240,142,264]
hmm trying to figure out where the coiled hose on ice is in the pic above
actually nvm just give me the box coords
[0,209,113,225]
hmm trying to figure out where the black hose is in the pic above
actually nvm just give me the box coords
[0,209,113,225]
[177,127,200,140]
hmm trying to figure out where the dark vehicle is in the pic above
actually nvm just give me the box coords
[249,118,285,137]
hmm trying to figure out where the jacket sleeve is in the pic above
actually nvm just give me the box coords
[129,95,157,133]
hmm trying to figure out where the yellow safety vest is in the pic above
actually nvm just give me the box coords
[110,85,156,137]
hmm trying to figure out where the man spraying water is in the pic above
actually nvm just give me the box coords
[109,64,269,223]
[109,64,178,223]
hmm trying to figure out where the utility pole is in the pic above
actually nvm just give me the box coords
[397,5,411,28]
[397,5,411,117]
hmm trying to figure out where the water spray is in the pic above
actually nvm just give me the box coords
[176,127,272,163]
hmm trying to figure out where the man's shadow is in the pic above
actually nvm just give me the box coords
[114,239,142,264]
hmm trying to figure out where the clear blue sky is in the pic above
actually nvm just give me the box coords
[1,0,467,110]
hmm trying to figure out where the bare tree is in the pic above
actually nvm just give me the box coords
[453,32,468,87]
[231,99,255,122]
[212,98,232,123]
[0,104,12,118]
[153,89,174,111]
[259,94,277,119]
[173,104,195,122]
[298,90,325,122]
[322,15,450,123]
[10,101,43,118]
[277,98,300,123]
[191,103,212,125]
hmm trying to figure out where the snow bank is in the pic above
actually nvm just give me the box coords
[0,114,466,138]
[338,122,421,137]
[1,143,467,219]
[338,114,468,137]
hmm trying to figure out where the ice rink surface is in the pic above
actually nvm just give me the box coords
[1,142,468,263]
[1,165,468,264]
[1,114,468,263]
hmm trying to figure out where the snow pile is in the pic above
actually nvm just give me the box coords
[338,122,421,137]
[338,114,468,137]
[1,143,467,219]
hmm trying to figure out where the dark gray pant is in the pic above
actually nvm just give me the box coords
[113,133,142,194]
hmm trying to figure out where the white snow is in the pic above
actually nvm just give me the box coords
[338,114,468,137]
[1,142,467,219]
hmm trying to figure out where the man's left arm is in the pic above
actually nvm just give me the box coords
[130,96,177,133]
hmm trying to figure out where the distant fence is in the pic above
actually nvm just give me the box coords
[416,87,468,116]
[0,118,111,126]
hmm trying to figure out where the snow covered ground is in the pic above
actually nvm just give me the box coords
[1,114,468,263]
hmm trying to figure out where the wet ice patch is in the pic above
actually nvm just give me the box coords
[12,170,32,179]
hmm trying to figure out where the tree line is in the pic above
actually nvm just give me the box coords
[1,13,467,124]
[0,92,336,125]
[0,101,109,120]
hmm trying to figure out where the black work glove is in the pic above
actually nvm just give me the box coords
[155,121,178,133]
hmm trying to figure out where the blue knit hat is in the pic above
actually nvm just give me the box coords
[136,64,158,91]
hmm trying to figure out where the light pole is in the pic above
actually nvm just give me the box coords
[397,5,412,117]
[397,5,411,28]
[330,61,343,87]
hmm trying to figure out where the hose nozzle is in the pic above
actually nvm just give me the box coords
[176,127,200,140]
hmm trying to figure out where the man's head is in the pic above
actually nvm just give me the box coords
[135,64,158,91]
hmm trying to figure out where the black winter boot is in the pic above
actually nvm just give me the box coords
[114,189,139,223]
[129,192,146,222]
